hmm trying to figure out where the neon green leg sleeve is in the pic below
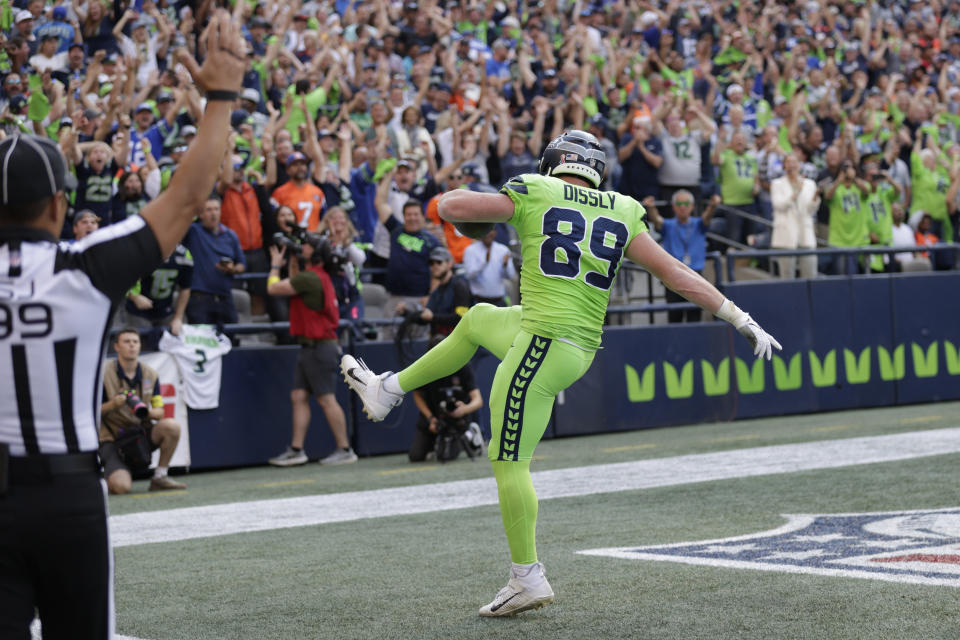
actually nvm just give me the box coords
[396,304,521,392]
[491,459,538,564]
[394,305,594,566]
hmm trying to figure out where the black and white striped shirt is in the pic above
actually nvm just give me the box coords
[0,216,161,457]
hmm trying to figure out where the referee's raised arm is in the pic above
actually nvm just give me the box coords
[140,10,247,258]
[0,10,249,639]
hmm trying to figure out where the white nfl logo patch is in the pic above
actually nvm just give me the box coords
[579,508,960,587]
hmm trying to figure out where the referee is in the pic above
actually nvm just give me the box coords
[0,11,246,639]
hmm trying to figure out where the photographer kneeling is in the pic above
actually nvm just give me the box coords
[409,337,485,462]
[100,329,186,494]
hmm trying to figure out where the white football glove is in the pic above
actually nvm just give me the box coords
[735,316,782,360]
[715,299,783,361]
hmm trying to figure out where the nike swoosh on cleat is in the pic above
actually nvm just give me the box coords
[346,368,366,385]
[489,592,521,612]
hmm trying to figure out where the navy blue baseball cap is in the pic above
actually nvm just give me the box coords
[461,163,482,180]
[230,109,251,129]
[429,246,452,262]
[286,151,309,165]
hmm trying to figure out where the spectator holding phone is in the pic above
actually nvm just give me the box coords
[182,196,246,328]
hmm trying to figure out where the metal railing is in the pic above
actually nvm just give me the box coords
[713,203,773,230]
[612,252,722,324]
[723,244,960,282]
[172,239,958,345]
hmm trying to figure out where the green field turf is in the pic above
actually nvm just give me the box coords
[109,402,960,640]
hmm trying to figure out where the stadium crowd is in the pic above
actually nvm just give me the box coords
[3,0,960,327]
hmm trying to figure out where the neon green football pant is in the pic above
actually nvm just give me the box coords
[397,304,595,563]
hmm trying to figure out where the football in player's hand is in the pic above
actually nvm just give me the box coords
[453,221,495,240]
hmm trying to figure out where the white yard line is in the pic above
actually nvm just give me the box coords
[110,428,960,549]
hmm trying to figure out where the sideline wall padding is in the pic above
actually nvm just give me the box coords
[186,273,960,469]
[723,279,818,419]
[555,323,734,436]
[890,272,960,404]
[187,347,347,468]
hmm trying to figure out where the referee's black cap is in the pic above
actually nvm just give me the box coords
[0,134,78,205]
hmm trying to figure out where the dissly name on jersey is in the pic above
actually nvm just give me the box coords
[562,184,617,210]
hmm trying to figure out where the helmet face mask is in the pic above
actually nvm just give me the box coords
[538,130,606,188]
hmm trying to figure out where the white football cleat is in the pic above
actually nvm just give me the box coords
[340,355,403,422]
[479,563,554,617]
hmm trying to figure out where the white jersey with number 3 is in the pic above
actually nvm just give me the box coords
[159,324,231,409]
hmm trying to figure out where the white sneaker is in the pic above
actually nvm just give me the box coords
[340,355,403,422]
[478,563,554,617]
[464,422,486,458]
[466,423,484,448]
[319,447,358,465]
[268,447,308,467]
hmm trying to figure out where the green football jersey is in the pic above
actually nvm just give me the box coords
[719,148,758,205]
[865,183,897,244]
[910,151,954,242]
[828,183,868,247]
[865,183,896,272]
[500,174,648,350]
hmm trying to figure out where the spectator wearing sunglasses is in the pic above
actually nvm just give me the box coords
[421,246,472,337]
[642,191,720,323]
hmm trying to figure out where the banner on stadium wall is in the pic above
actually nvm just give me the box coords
[555,274,960,436]
[612,341,960,403]
[140,352,191,468]
[188,273,960,468]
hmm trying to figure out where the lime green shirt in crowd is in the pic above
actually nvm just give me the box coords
[910,151,953,242]
[865,182,897,244]
[284,86,328,144]
[865,182,897,271]
[718,148,757,205]
[500,173,648,351]
[754,99,772,129]
[777,78,798,101]
[777,125,793,153]
[661,67,694,95]
[828,182,868,247]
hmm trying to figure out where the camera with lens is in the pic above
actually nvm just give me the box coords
[272,225,308,256]
[399,301,425,322]
[430,383,484,462]
[123,389,149,419]
[431,384,468,455]
[435,385,465,424]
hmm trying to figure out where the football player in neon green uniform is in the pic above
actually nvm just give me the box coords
[341,131,781,617]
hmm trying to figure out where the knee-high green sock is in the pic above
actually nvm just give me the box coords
[491,460,538,565]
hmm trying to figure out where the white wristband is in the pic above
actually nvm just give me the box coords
[715,298,750,327]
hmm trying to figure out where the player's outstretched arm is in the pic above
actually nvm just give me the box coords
[139,10,246,258]
[625,232,782,360]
